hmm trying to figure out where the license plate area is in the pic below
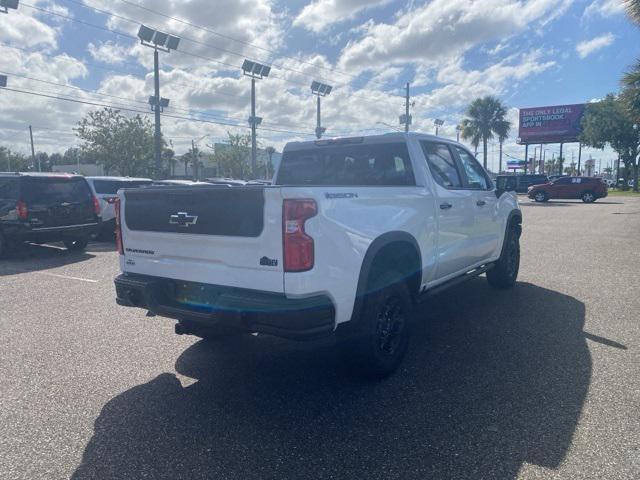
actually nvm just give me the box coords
[165,280,221,311]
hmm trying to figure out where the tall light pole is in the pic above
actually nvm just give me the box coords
[311,81,332,139]
[456,124,462,142]
[400,82,412,133]
[28,125,37,171]
[242,59,270,178]
[137,25,180,178]
[434,119,444,136]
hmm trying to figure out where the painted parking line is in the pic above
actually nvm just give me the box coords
[37,272,99,283]
[0,267,98,283]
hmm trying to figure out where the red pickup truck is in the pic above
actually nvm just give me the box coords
[528,177,608,203]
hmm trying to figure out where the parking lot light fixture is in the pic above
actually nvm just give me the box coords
[434,119,444,136]
[137,25,180,178]
[311,81,332,139]
[0,0,19,14]
[242,59,271,177]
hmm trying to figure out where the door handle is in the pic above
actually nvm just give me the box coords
[440,202,452,210]
[476,200,486,206]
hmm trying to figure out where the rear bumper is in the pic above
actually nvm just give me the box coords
[114,273,336,340]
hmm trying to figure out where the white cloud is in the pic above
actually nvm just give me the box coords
[293,0,391,33]
[576,33,615,58]
[583,0,625,19]
[86,0,285,71]
[0,0,61,49]
[337,0,573,71]
[87,41,133,65]
[415,50,556,114]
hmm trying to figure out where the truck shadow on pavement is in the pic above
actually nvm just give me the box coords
[72,280,592,480]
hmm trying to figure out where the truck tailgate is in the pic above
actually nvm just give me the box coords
[120,186,284,293]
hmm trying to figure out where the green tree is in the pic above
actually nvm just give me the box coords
[461,96,511,169]
[162,148,176,177]
[213,132,253,179]
[580,94,639,191]
[75,107,160,177]
[0,147,29,171]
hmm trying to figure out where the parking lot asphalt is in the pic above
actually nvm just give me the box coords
[1,197,639,480]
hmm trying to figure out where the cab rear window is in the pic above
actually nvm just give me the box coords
[276,142,415,186]
[23,177,92,204]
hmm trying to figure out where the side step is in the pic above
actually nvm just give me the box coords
[418,263,494,302]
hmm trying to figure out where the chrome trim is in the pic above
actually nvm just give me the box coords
[30,222,98,232]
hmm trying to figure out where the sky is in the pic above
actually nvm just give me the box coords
[0,0,638,173]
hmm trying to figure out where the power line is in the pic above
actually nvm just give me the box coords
[1,86,317,137]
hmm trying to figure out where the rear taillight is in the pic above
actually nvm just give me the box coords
[283,199,317,272]
[16,200,28,220]
[92,196,101,216]
[114,197,124,255]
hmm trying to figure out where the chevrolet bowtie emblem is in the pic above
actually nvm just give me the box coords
[169,212,198,227]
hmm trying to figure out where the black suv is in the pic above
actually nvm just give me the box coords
[495,174,549,193]
[0,173,100,257]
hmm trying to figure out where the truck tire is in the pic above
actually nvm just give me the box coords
[341,270,412,378]
[0,231,6,259]
[63,236,89,252]
[487,223,520,289]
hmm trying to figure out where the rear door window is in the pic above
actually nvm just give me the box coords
[420,142,462,189]
[23,177,93,204]
[276,142,415,186]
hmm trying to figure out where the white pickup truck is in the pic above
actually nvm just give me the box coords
[114,133,521,377]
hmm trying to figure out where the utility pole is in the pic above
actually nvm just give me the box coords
[250,76,257,175]
[310,82,332,139]
[404,82,410,133]
[242,60,270,179]
[559,142,564,176]
[577,143,582,176]
[316,96,321,139]
[137,25,180,179]
[28,125,38,171]
[191,139,198,181]
[153,48,162,176]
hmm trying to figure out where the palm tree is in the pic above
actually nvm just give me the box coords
[461,96,511,169]
[626,0,640,24]
[622,59,640,123]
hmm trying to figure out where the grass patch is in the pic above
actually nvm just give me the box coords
[607,189,640,196]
